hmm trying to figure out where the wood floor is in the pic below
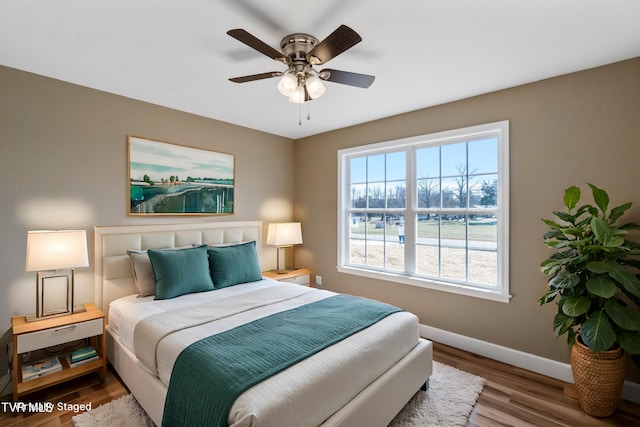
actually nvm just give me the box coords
[1,341,639,426]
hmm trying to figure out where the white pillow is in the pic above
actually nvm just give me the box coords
[127,245,197,297]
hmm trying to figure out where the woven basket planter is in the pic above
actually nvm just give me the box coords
[570,336,626,417]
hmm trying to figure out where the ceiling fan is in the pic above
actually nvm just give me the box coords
[227,25,375,103]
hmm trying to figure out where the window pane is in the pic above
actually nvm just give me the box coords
[387,180,406,208]
[384,215,405,271]
[441,247,467,281]
[367,182,385,208]
[442,215,466,243]
[441,177,464,208]
[417,214,439,276]
[468,249,497,285]
[469,214,497,285]
[349,213,365,236]
[349,239,365,265]
[349,212,366,265]
[386,151,406,181]
[468,138,497,175]
[350,157,366,183]
[350,183,366,208]
[468,214,497,246]
[477,175,498,207]
[416,146,440,178]
[417,178,440,208]
[441,142,466,177]
[417,244,439,277]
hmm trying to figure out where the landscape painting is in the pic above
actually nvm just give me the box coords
[128,136,234,215]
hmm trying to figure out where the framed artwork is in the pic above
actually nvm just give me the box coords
[128,136,235,215]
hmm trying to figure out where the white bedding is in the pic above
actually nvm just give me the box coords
[109,279,421,427]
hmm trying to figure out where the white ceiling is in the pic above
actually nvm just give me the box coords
[1,0,639,139]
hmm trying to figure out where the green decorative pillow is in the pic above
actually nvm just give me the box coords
[148,245,214,300]
[207,241,262,288]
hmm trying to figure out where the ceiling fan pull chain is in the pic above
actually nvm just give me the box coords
[307,102,311,121]
[299,101,302,126]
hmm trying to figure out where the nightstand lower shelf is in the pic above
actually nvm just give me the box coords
[16,356,105,398]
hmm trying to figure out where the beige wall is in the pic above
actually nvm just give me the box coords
[294,58,640,366]
[1,58,638,382]
[0,66,295,370]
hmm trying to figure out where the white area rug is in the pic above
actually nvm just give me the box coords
[72,361,484,427]
[72,394,154,427]
[389,361,485,426]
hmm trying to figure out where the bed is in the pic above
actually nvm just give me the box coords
[94,221,432,426]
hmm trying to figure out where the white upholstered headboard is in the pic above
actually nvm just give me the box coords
[94,221,263,314]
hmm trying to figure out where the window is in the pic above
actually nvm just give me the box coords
[337,121,510,302]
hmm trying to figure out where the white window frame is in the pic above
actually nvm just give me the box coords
[337,120,510,303]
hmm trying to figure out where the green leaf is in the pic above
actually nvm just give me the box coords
[588,183,609,215]
[553,312,575,336]
[580,311,616,352]
[591,217,624,247]
[586,261,609,274]
[549,271,581,289]
[554,211,576,224]
[605,299,640,331]
[562,296,591,317]
[607,262,640,298]
[609,202,632,224]
[543,229,565,240]
[586,276,617,298]
[541,218,563,228]
[618,329,640,354]
[539,288,560,305]
[564,186,581,210]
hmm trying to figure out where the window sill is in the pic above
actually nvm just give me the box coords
[336,265,511,303]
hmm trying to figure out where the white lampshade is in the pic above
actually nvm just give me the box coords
[266,223,303,247]
[305,75,326,99]
[277,73,297,96]
[288,86,306,104]
[26,230,89,272]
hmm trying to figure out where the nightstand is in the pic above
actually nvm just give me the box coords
[11,303,107,401]
[262,268,312,287]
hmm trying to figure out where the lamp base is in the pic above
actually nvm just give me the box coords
[24,305,87,322]
[73,304,87,313]
[24,309,69,323]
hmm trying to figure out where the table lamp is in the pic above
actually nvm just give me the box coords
[266,223,303,273]
[25,230,89,321]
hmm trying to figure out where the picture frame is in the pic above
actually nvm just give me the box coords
[128,136,235,216]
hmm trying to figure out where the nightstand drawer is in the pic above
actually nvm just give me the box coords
[280,274,310,286]
[17,318,103,353]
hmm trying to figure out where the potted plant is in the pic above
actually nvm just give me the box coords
[539,183,640,417]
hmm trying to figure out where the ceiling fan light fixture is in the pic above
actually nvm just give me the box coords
[277,72,297,96]
[305,75,326,99]
[288,86,306,104]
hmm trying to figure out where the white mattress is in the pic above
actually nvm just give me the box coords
[109,279,421,427]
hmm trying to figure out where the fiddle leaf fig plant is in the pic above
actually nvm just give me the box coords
[539,184,640,364]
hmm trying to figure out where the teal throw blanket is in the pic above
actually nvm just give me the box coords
[162,294,401,427]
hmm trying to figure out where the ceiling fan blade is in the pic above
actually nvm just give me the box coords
[319,69,375,88]
[227,29,286,63]
[229,71,283,83]
[307,25,362,65]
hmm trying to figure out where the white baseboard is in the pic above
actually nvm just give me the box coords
[420,324,640,404]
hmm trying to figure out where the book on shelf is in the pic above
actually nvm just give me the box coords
[68,347,97,364]
[21,356,62,382]
[65,353,98,368]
